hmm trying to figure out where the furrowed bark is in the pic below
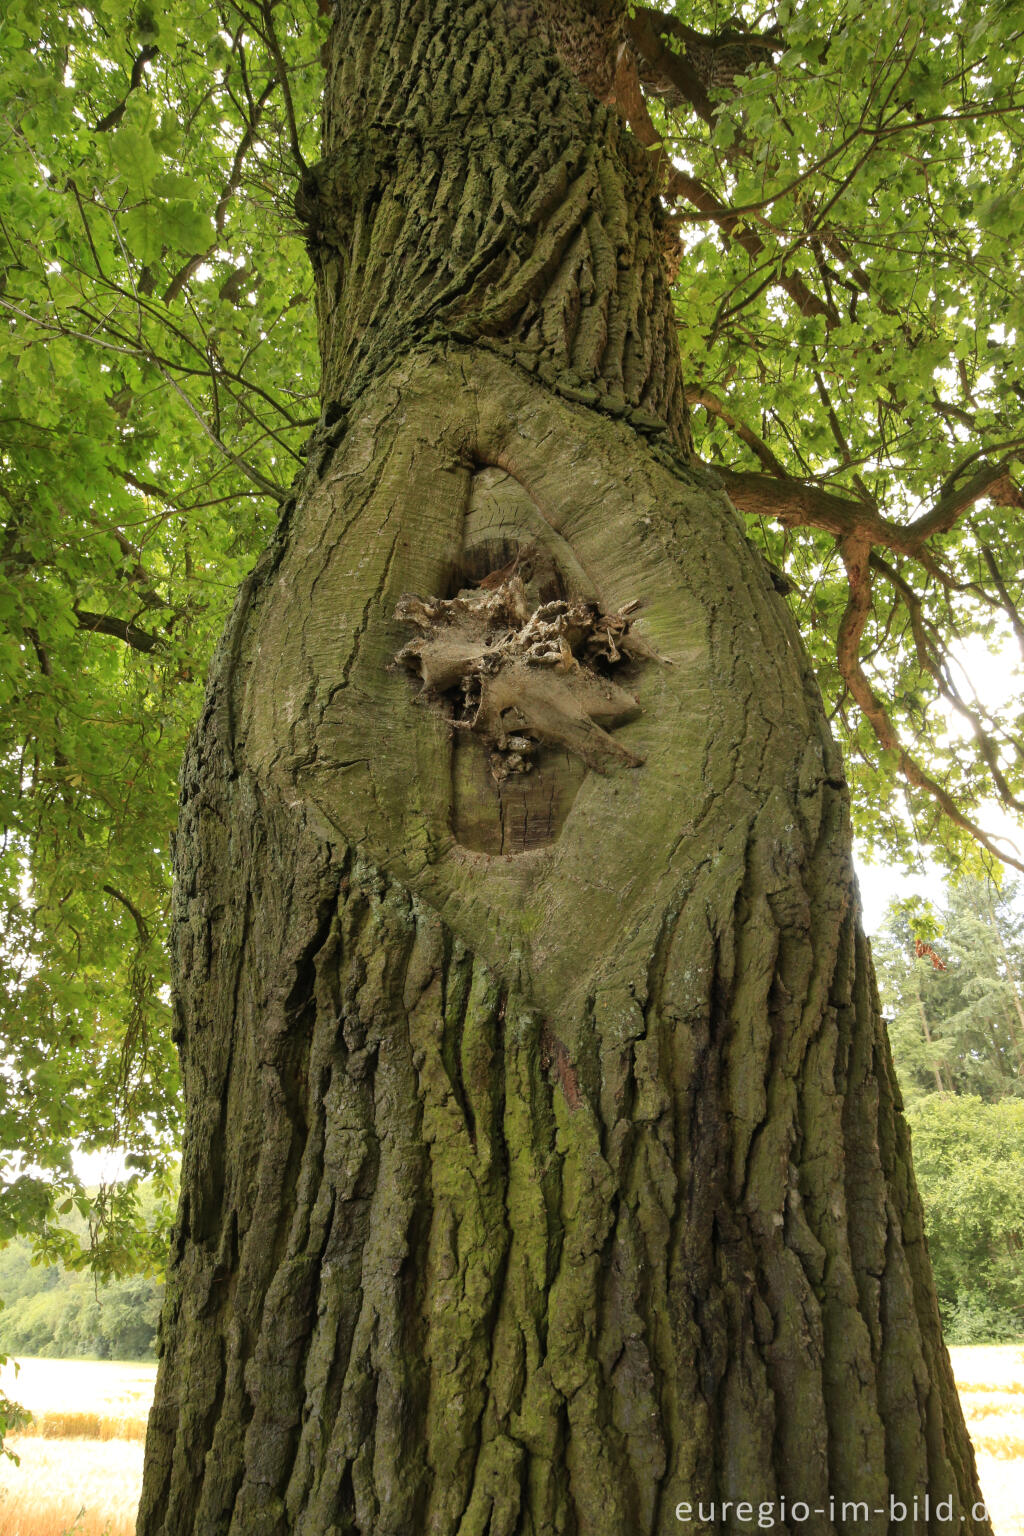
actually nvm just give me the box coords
[138,3,989,1533]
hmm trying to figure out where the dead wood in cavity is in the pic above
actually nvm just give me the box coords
[394,569,661,782]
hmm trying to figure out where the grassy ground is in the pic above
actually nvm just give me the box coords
[0,1439,145,1536]
[0,1350,1021,1533]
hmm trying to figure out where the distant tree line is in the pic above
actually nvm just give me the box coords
[0,1234,161,1361]
[0,1184,166,1362]
[874,875,1024,1343]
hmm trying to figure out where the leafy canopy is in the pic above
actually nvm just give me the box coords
[0,0,324,1265]
[0,0,1022,1263]
[623,0,1024,865]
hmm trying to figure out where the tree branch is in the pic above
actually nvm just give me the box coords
[906,464,1024,551]
[711,459,1022,557]
[610,47,836,325]
[73,607,162,653]
[625,7,783,124]
[624,7,714,123]
[102,884,150,945]
[871,552,1024,814]
[710,465,881,536]
[837,536,1024,871]
[163,76,279,304]
[94,47,160,133]
[687,389,789,477]
[258,2,308,174]
[980,545,1024,662]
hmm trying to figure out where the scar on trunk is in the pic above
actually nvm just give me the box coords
[392,466,662,856]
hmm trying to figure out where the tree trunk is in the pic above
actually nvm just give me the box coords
[137,3,989,1532]
[912,979,950,1097]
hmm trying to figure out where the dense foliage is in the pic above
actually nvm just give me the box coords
[654,0,1024,861]
[902,1095,1024,1343]
[0,0,1021,1266]
[875,878,1024,1341]
[1,0,324,1264]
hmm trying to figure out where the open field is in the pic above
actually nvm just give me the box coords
[949,1346,1024,1536]
[0,1360,154,1536]
[0,1358,154,1444]
[0,1350,1022,1534]
[0,1438,145,1536]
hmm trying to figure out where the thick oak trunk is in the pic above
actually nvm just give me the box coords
[138,3,989,1533]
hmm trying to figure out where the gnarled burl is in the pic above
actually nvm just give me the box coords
[394,571,652,781]
[138,2,988,1534]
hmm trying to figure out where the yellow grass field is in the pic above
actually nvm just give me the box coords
[949,1346,1024,1536]
[0,1357,153,1447]
[0,1349,1021,1534]
[0,1359,154,1536]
